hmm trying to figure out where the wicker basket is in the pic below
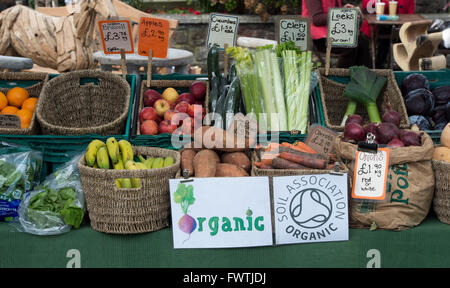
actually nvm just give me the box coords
[36,70,130,135]
[78,146,181,234]
[317,68,410,131]
[136,79,209,136]
[0,72,49,135]
[432,159,450,224]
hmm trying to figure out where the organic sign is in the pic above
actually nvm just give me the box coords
[328,8,359,48]
[277,16,310,51]
[169,177,273,249]
[138,17,170,58]
[273,174,349,245]
[207,13,239,50]
[98,20,134,54]
[352,148,390,201]
[305,124,338,155]
[0,114,20,129]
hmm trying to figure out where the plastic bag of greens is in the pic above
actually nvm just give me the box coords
[0,145,43,222]
[14,153,85,235]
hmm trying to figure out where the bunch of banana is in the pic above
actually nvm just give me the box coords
[137,155,175,169]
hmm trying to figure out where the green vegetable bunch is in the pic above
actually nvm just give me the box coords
[173,183,195,214]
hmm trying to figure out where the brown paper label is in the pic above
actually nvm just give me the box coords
[0,114,21,129]
[305,125,338,154]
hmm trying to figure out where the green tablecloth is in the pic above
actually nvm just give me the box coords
[2,216,450,268]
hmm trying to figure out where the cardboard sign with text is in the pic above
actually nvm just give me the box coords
[328,8,359,48]
[138,17,170,58]
[305,124,338,155]
[207,13,239,50]
[98,20,134,54]
[169,177,273,249]
[0,114,20,129]
[273,174,348,245]
[276,16,310,51]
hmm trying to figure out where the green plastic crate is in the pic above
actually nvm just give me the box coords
[0,74,136,168]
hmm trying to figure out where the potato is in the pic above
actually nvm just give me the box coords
[193,149,220,177]
[215,163,249,177]
[181,149,197,176]
[221,152,251,172]
[193,126,255,152]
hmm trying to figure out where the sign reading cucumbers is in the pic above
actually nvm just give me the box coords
[207,13,239,50]
[328,8,359,48]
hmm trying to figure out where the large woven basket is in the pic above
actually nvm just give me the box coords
[36,70,130,135]
[0,72,49,135]
[317,68,410,131]
[432,159,450,224]
[78,146,181,234]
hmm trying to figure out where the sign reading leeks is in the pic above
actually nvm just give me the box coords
[276,16,310,51]
[207,13,239,50]
[328,8,359,48]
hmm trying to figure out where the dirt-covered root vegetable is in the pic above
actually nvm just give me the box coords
[215,163,249,177]
[193,149,220,177]
[221,152,251,172]
[181,149,197,176]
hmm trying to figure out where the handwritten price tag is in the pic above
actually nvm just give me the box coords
[305,125,338,155]
[352,148,390,200]
[98,20,134,54]
[328,8,359,48]
[138,17,170,58]
[277,17,310,51]
[207,13,239,50]
[0,114,21,129]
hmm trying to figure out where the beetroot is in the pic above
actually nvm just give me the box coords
[382,105,401,127]
[399,130,422,147]
[376,123,400,144]
[387,137,405,148]
[344,122,366,142]
[178,214,197,235]
[345,114,364,126]
[189,81,207,100]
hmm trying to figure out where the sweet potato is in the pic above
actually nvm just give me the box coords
[272,157,307,170]
[181,149,197,176]
[221,152,251,172]
[193,126,256,152]
[253,162,273,169]
[193,149,220,177]
[215,163,249,177]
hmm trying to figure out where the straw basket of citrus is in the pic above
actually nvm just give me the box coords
[0,72,49,135]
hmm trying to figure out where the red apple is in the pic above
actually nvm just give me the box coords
[174,101,191,114]
[159,120,178,134]
[181,117,194,135]
[139,107,158,123]
[176,92,195,105]
[140,120,158,135]
[188,104,204,119]
[164,109,177,122]
[161,87,179,105]
[189,81,206,100]
[143,89,162,107]
[170,112,189,127]
[154,99,171,117]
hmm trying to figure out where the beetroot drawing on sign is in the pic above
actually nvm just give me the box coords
[173,183,196,242]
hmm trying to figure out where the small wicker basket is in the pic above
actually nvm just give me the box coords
[317,68,410,131]
[0,72,49,135]
[78,146,181,234]
[432,159,450,224]
[36,70,130,135]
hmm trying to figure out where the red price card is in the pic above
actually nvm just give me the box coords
[138,17,170,58]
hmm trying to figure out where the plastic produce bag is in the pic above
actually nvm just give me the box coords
[0,145,43,222]
[13,153,85,235]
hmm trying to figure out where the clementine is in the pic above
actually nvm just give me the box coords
[7,87,29,108]
[16,109,33,129]
[0,92,7,111]
[21,97,38,112]
[1,106,19,115]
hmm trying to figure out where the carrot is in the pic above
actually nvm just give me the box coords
[279,152,327,170]
[281,142,317,154]
[260,151,279,166]
[272,157,307,170]
[254,162,273,169]
[293,141,317,154]
[265,142,281,152]
[278,146,329,161]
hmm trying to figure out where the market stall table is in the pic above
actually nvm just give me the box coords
[364,14,425,69]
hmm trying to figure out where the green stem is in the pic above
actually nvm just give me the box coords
[366,102,382,124]
[341,101,358,126]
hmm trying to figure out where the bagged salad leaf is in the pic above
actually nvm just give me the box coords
[0,144,43,222]
[13,153,85,235]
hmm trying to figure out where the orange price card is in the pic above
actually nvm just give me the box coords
[138,17,170,58]
[98,20,134,54]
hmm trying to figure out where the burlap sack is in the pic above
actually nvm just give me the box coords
[334,132,435,230]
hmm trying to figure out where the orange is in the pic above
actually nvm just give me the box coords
[16,109,33,129]
[0,92,7,111]
[1,106,19,115]
[21,97,38,112]
[7,87,29,108]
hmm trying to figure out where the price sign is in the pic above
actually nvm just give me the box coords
[328,8,359,48]
[0,114,21,129]
[352,148,390,201]
[138,17,170,58]
[207,13,239,50]
[98,20,134,54]
[305,125,338,155]
[276,16,310,51]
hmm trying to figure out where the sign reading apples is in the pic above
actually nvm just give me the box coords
[138,81,208,137]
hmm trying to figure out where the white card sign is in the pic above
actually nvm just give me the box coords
[207,13,239,50]
[277,17,310,51]
[273,174,348,245]
[169,177,273,249]
[328,8,359,48]
[98,20,134,54]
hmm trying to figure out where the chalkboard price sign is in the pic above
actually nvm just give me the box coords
[328,8,359,48]
[207,14,239,50]
[98,20,134,54]
[276,17,310,51]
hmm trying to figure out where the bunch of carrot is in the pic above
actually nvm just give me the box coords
[254,141,337,170]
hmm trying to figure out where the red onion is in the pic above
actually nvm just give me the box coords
[382,104,401,127]
[376,123,400,144]
[399,130,422,147]
[345,114,364,126]
[387,137,405,148]
[344,122,366,142]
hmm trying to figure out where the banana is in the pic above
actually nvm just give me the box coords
[163,156,174,167]
[85,140,106,167]
[144,157,155,169]
[116,179,122,188]
[106,137,120,165]
[152,157,164,169]
[135,162,148,170]
[96,146,110,169]
[124,160,141,188]
[118,140,134,164]
[112,158,132,189]
[93,162,99,169]
[138,155,147,163]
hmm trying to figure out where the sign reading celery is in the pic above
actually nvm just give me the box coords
[169,177,273,249]
[328,8,359,48]
[277,16,310,51]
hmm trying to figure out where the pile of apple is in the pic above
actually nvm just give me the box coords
[139,81,207,135]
